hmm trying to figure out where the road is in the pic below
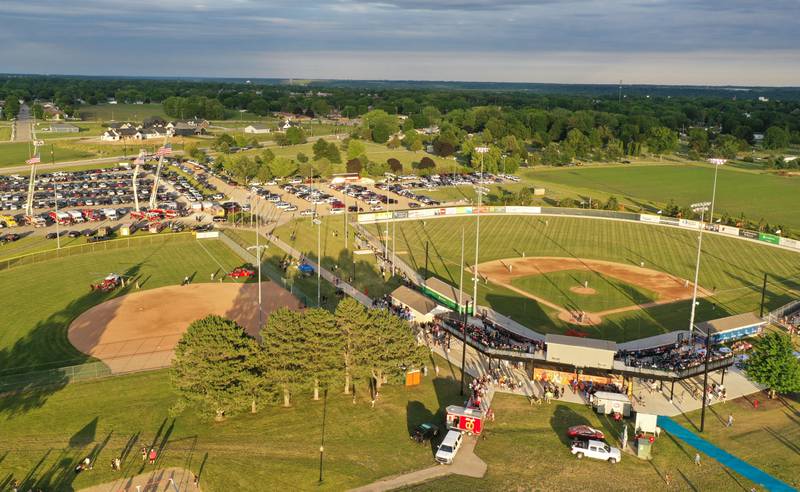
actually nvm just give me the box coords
[12,104,32,142]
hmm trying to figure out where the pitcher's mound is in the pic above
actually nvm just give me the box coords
[68,282,301,373]
[569,286,597,295]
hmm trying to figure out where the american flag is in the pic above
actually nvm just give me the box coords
[26,155,41,164]
[155,144,172,157]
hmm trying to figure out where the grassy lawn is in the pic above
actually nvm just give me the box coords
[0,357,464,492]
[510,269,658,312]
[33,121,107,138]
[0,142,95,168]
[389,215,800,341]
[0,123,11,141]
[409,392,800,491]
[526,163,800,230]
[0,235,246,374]
[77,104,167,122]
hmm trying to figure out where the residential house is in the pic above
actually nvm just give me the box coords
[171,121,206,137]
[244,124,270,134]
[135,126,172,140]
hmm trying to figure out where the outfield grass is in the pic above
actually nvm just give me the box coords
[527,163,800,231]
[0,236,245,374]
[0,123,11,141]
[77,103,167,122]
[411,392,800,491]
[388,215,800,340]
[0,357,464,492]
[510,269,658,312]
[0,142,95,168]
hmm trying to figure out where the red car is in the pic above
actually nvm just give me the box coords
[227,267,256,279]
[567,425,605,440]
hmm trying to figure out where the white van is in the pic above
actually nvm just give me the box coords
[435,430,463,465]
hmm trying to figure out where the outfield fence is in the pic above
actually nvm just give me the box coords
[0,360,114,393]
[0,232,197,272]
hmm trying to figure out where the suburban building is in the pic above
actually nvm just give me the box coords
[244,124,271,134]
[695,312,766,344]
[390,285,440,323]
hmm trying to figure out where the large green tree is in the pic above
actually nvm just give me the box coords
[763,126,790,150]
[746,331,800,398]
[262,308,308,407]
[302,308,345,400]
[646,126,679,158]
[170,315,257,421]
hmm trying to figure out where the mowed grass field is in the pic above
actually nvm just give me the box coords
[411,392,800,491]
[77,103,167,122]
[0,357,464,492]
[526,163,800,230]
[386,215,800,341]
[510,269,658,312]
[0,141,95,168]
[0,235,245,374]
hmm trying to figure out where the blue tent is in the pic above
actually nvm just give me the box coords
[298,264,314,274]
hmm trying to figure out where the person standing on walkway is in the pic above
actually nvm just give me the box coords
[148,448,157,464]
[141,446,147,461]
[727,414,734,427]
[694,453,701,466]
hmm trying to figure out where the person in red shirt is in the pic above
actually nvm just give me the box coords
[148,448,157,465]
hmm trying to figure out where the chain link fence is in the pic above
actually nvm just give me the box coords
[0,232,197,272]
[0,360,114,393]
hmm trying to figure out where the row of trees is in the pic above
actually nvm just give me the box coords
[171,299,427,420]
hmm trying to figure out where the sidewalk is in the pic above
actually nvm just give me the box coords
[347,436,486,492]
[78,467,199,492]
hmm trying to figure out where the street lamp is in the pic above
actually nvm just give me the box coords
[472,146,489,315]
[706,158,726,225]
[313,217,322,306]
[318,388,328,483]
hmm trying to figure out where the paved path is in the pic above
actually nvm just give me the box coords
[12,104,32,142]
[348,436,486,492]
[657,416,795,492]
[78,467,199,492]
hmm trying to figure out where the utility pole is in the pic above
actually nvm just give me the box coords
[314,217,322,306]
[699,332,712,432]
[247,211,267,328]
[458,228,467,396]
[759,273,768,317]
[688,203,710,339]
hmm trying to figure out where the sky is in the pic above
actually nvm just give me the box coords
[1,0,799,86]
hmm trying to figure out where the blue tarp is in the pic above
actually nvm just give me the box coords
[657,416,795,491]
[298,264,314,273]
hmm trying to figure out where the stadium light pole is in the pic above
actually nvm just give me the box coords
[688,202,710,339]
[247,212,268,328]
[707,158,726,225]
[314,217,322,306]
[458,227,468,396]
[472,146,490,317]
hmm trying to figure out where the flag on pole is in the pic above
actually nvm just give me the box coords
[134,152,146,165]
[26,155,41,164]
[155,144,172,157]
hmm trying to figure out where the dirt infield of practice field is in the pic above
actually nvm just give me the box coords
[478,257,710,326]
[68,282,301,373]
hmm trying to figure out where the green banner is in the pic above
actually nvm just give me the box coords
[758,233,780,245]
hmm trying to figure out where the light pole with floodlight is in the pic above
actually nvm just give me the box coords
[247,210,268,327]
[688,201,710,339]
[472,146,489,315]
[313,217,322,306]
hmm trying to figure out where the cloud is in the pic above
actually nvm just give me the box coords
[0,0,798,84]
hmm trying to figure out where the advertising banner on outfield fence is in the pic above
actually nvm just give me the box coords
[779,237,800,249]
[358,213,376,223]
[639,214,661,224]
[779,237,800,250]
[196,231,220,239]
[758,232,780,245]
[679,219,701,229]
[489,206,506,213]
[393,210,408,219]
[740,229,758,239]
[410,208,437,218]
[719,225,740,237]
[454,206,471,215]
[660,217,679,226]
[505,206,541,214]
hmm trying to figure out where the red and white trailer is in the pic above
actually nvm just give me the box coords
[445,405,485,436]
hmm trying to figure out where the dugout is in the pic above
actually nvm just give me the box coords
[422,277,473,315]
[695,312,765,344]
[390,285,439,323]
[545,334,617,370]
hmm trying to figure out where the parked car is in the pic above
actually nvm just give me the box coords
[567,425,605,441]
[67,230,82,238]
[571,439,621,463]
[411,423,440,444]
[435,430,464,464]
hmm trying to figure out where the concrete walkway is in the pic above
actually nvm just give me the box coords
[348,436,486,492]
[78,467,199,492]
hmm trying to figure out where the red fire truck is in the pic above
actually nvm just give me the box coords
[445,405,485,436]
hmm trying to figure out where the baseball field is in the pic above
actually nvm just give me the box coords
[382,214,800,341]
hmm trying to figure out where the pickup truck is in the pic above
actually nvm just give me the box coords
[571,439,621,464]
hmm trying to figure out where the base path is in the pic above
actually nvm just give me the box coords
[478,256,709,326]
[68,282,300,373]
